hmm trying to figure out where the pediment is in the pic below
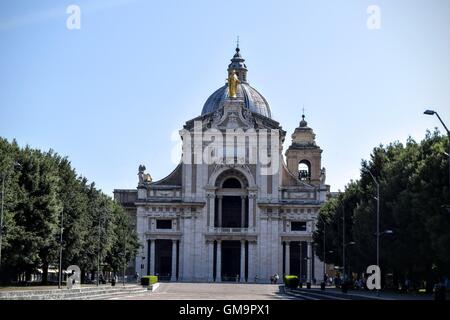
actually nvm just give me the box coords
[210,103,255,130]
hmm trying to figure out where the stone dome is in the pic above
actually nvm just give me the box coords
[201,83,272,118]
[201,47,272,119]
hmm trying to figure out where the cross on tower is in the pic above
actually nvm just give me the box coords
[236,36,240,49]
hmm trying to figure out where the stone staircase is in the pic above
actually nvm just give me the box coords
[0,284,149,300]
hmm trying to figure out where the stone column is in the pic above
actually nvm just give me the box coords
[208,194,215,230]
[218,196,223,228]
[171,240,177,281]
[307,241,312,283]
[206,195,211,227]
[150,239,156,276]
[285,241,290,275]
[139,240,148,277]
[241,196,246,228]
[248,195,254,231]
[248,241,255,282]
[240,240,246,282]
[216,240,222,282]
[178,235,184,281]
[136,212,146,276]
[299,241,303,282]
[207,241,214,282]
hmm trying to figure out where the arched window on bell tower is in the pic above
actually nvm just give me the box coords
[298,160,311,181]
[285,114,323,185]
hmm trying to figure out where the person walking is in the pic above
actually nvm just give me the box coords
[404,278,411,293]
[274,273,280,284]
[135,272,140,284]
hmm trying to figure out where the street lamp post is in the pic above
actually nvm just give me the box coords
[375,177,380,272]
[341,202,356,283]
[58,208,64,289]
[323,219,326,283]
[364,167,381,295]
[0,162,21,269]
[97,212,102,287]
[343,241,356,282]
[342,204,345,282]
[424,109,450,210]
[0,173,5,270]
[123,234,126,286]
[364,169,380,268]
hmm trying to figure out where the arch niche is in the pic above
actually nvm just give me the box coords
[214,169,249,228]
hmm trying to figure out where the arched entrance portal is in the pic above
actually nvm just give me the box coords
[213,169,250,282]
[214,171,249,229]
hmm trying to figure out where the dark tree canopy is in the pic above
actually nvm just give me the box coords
[313,130,449,290]
[0,138,139,284]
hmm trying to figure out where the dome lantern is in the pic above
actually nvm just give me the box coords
[228,47,248,83]
[201,46,272,118]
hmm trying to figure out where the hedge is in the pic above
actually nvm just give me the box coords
[284,275,299,289]
[141,275,158,286]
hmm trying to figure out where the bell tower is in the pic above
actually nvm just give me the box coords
[285,114,323,185]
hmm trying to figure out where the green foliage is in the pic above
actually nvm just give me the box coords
[314,130,450,287]
[141,275,158,286]
[0,138,139,284]
[283,275,299,289]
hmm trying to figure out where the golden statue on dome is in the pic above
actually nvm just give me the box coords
[227,69,240,98]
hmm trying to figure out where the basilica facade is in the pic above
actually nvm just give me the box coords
[114,47,331,283]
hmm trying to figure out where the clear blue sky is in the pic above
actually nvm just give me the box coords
[1,0,449,195]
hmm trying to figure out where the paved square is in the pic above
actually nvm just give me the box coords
[118,283,292,300]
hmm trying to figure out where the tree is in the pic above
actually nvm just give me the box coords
[0,137,139,285]
[314,130,449,290]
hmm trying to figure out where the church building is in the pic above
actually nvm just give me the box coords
[114,46,331,283]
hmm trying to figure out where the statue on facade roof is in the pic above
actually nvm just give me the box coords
[138,164,152,185]
[227,69,240,98]
[320,167,326,186]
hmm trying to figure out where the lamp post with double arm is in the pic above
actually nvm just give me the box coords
[363,166,383,295]
[363,168,380,270]
[424,109,450,211]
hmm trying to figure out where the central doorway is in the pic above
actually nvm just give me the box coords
[155,240,172,281]
[221,240,241,281]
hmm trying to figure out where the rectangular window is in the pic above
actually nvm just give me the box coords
[291,221,307,231]
[156,219,172,230]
